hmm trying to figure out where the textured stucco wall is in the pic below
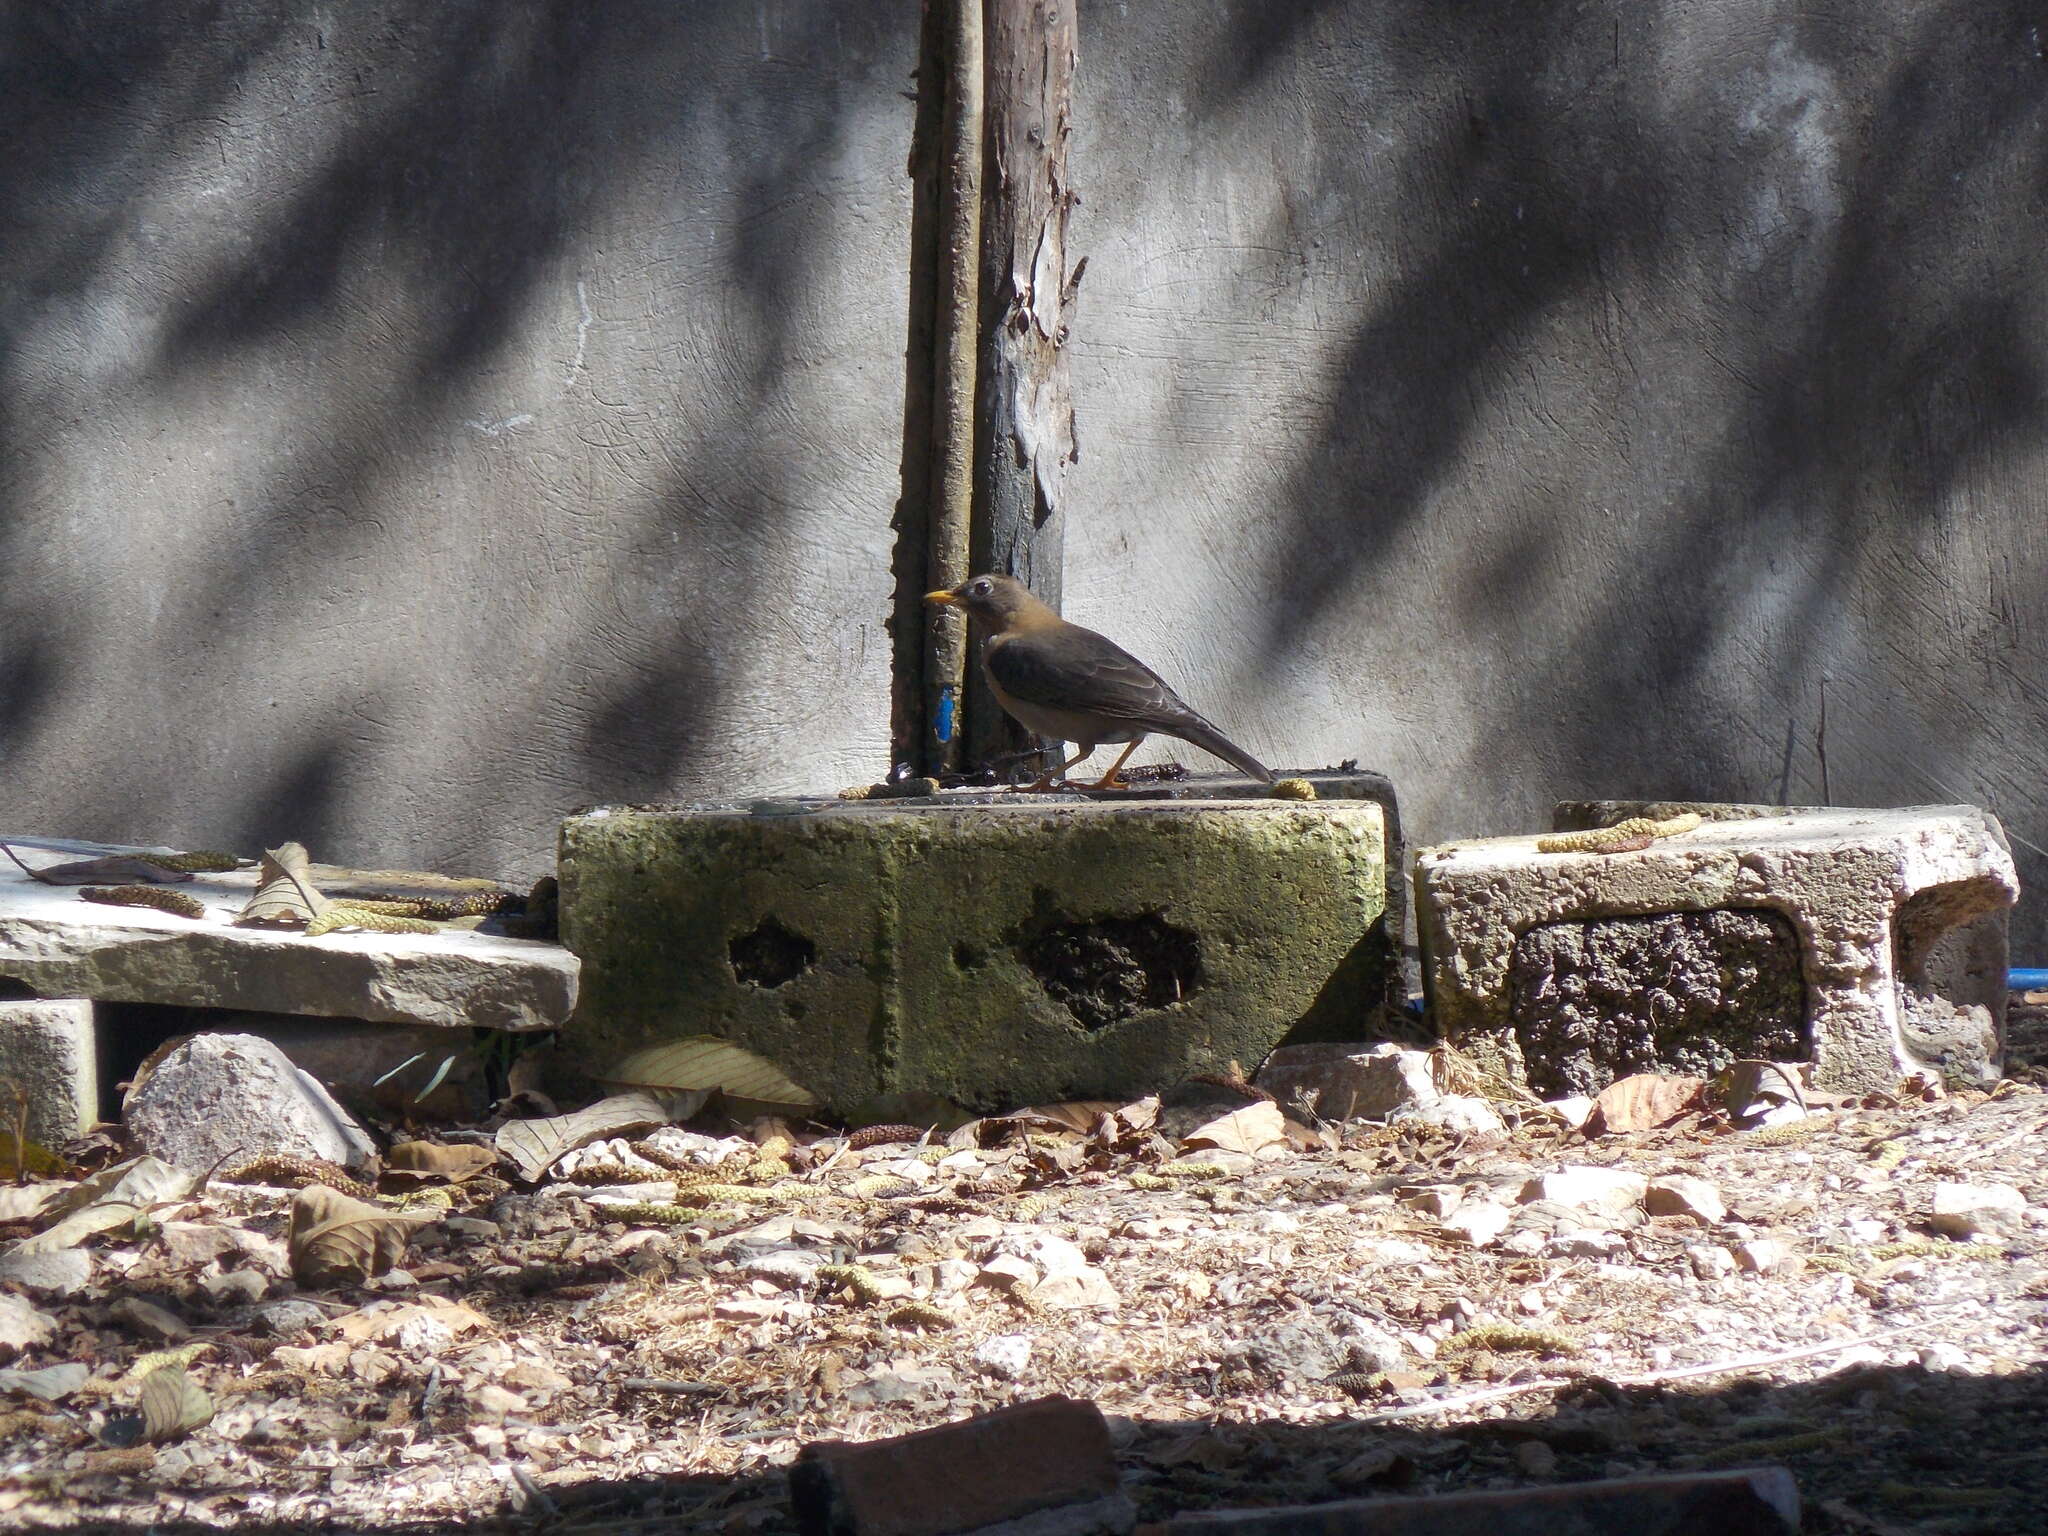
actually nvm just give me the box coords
[1068,0,2048,955]
[3,2,2045,954]
[0,3,913,880]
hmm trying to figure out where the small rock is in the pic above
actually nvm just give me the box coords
[744,1250,826,1290]
[1402,1186,1463,1219]
[1032,1268,1121,1311]
[110,1295,190,1341]
[977,1254,1041,1292]
[1929,1181,2027,1238]
[1918,1342,1971,1373]
[1688,1244,1738,1280]
[1254,1211,1301,1235]
[1440,1201,1513,1248]
[845,1364,958,1405]
[1734,1239,1796,1275]
[1545,1230,1625,1260]
[1400,1094,1507,1135]
[0,1294,55,1359]
[254,1299,331,1338]
[124,1033,377,1172]
[0,1248,92,1299]
[974,1333,1034,1380]
[1645,1175,1727,1226]
[1545,1095,1596,1130]
[1255,1041,1441,1121]
[200,1268,270,1306]
[1519,1165,1648,1218]
[440,1217,502,1242]
[1500,1229,1547,1257]
[469,1382,529,1418]
[1361,1239,1432,1265]
[1239,1319,1347,1382]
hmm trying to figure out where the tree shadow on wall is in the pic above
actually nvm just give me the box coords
[0,3,920,872]
[1183,0,2048,932]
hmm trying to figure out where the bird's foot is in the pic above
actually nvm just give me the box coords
[1013,773,1066,793]
[1080,770,1130,791]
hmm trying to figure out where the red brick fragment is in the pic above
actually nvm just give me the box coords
[791,1394,1123,1536]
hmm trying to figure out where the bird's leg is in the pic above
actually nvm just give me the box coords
[1080,739,1145,791]
[1017,744,1094,793]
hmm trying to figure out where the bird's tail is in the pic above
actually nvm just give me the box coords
[1175,716,1276,784]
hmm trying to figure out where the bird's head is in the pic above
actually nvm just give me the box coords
[923,573,1053,630]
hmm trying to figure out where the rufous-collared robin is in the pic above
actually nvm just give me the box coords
[926,574,1275,791]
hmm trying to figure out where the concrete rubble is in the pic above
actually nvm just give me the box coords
[123,1033,379,1173]
[1413,804,2018,1093]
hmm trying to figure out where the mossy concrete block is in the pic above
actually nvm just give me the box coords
[558,796,1390,1115]
[0,999,98,1146]
[1416,804,2018,1094]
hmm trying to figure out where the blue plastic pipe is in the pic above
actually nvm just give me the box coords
[2010,969,2048,991]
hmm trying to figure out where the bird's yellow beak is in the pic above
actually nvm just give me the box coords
[924,588,960,606]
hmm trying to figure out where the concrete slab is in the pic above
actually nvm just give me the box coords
[1415,805,2017,1094]
[0,837,576,1032]
[559,790,1392,1116]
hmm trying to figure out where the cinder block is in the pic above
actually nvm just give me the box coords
[791,1394,1127,1536]
[559,787,1391,1115]
[1142,1467,1797,1534]
[0,999,98,1146]
[1415,805,2017,1095]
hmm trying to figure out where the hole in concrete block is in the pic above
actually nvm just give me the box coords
[0,976,37,1001]
[1509,908,1808,1097]
[728,918,816,990]
[1894,878,2010,1084]
[1018,909,1202,1031]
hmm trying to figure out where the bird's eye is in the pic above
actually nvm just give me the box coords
[971,579,991,596]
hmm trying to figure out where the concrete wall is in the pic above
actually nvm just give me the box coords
[4,2,2046,952]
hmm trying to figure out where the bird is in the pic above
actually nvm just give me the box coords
[925,573,1275,791]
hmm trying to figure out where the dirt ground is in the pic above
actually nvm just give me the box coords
[3,1018,2047,1535]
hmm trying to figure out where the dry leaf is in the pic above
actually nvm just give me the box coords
[0,1362,90,1402]
[137,1365,214,1442]
[287,1185,432,1288]
[596,1037,817,1110]
[234,842,331,928]
[1182,1100,1286,1156]
[1585,1073,1707,1135]
[331,1296,492,1345]
[9,1156,198,1256]
[0,1185,62,1223]
[382,1141,500,1185]
[494,1091,671,1182]
[1019,1101,1127,1135]
[0,845,194,885]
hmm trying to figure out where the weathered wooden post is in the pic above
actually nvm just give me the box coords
[967,0,1081,778]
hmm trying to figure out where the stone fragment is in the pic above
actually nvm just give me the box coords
[744,1250,826,1290]
[1439,1201,1512,1248]
[1733,1239,1796,1274]
[1401,1186,1462,1219]
[975,1332,1033,1380]
[1645,1175,1727,1226]
[791,1394,1128,1536]
[1399,1094,1506,1135]
[0,839,576,1031]
[0,1294,55,1359]
[1518,1166,1648,1218]
[1929,1181,2027,1238]
[1146,1468,1797,1532]
[254,1299,330,1338]
[1257,1042,1438,1122]
[1688,1244,1738,1280]
[0,999,97,1146]
[1546,1231,1626,1261]
[561,795,1391,1115]
[200,1269,269,1306]
[124,1033,377,1173]
[0,1248,92,1299]
[1415,805,2016,1093]
[109,1295,189,1341]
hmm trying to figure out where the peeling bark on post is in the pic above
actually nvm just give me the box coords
[969,0,1081,778]
[921,0,985,778]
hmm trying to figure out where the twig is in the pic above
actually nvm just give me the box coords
[0,842,56,884]
[1358,1312,1963,1426]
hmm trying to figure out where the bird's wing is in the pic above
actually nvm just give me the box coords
[985,627,1198,727]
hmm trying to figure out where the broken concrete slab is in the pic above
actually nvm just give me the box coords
[1255,1042,1438,1122]
[123,1033,378,1173]
[0,999,97,1145]
[1415,805,2017,1094]
[0,837,575,1032]
[560,795,1389,1115]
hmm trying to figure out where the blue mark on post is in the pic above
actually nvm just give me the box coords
[935,688,957,744]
